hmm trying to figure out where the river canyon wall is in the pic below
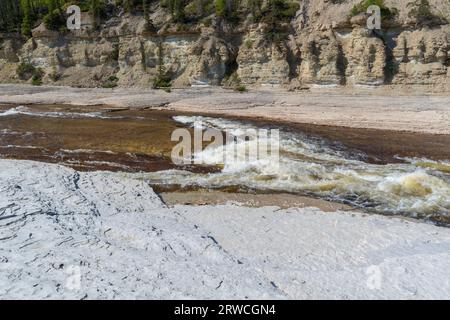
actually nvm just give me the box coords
[0,0,449,90]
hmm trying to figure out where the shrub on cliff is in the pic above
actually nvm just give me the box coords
[102,76,119,88]
[89,0,108,29]
[184,0,216,21]
[215,0,239,22]
[215,0,226,18]
[407,0,448,27]
[350,0,398,20]
[259,0,300,43]
[17,62,44,85]
[234,84,247,92]
[260,0,300,24]
[153,75,172,90]
[162,0,185,22]
[44,10,66,31]
[31,68,44,85]
[16,62,35,80]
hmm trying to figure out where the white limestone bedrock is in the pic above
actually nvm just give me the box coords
[1,159,449,299]
[1,84,449,135]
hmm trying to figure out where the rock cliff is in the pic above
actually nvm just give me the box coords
[0,0,448,90]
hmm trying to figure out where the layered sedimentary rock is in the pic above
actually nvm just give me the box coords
[176,29,236,86]
[343,28,387,85]
[392,26,449,86]
[236,26,291,85]
[297,30,344,85]
[0,0,448,89]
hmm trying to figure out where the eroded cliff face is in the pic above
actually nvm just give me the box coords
[0,0,448,90]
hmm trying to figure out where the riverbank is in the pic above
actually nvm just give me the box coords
[1,84,449,134]
[1,159,450,299]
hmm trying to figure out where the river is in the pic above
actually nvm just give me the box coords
[1,104,449,224]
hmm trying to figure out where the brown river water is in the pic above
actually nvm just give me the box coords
[0,104,449,224]
[0,105,215,173]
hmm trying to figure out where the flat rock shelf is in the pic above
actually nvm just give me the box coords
[1,160,450,299]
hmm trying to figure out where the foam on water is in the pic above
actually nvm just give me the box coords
[59,148,117,154]
[146,116,450,219]
[0,106,123,119]
[1,107,448,221]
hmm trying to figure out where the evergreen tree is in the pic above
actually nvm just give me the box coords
[173,0,184,22]
[20,0,32,36]
[46,0,57,12]
[247,0,262,22]
[43,0,65,30]
[143,0,150,28]
[165,0,184,22]
[215,0,235,20]
[0,0,22,33]
[215,0,226,18]
[90,0,101,29]
[123,0,131,13]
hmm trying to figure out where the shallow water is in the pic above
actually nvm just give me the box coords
[0,105,449,224]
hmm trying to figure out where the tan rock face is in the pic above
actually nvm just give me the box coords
[342,28,386,85]
[117,37,147,86]
[297,31,343,85]
[0,0,448,89]
[0,36,23,83]
[0,37,21,62]
[181,31,235,86]
[15,36,119,87]
[392,26,449,86]
[236,27,290,85]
